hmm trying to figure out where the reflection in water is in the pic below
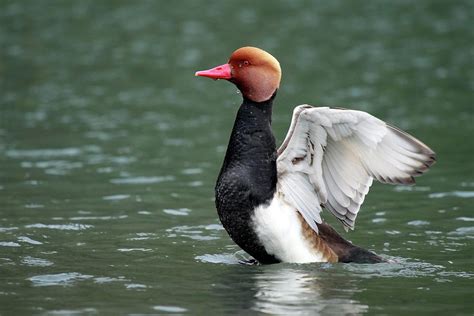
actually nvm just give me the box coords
[252,267,368,315]
[202,253,473,314]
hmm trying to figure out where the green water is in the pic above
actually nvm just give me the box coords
[1,1,473,314]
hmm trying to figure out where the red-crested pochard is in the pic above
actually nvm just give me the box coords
[195,47,435,264]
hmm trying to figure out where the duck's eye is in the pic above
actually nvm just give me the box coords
[239,61,250,68]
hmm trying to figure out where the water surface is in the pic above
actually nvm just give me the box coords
[1,1,473,314]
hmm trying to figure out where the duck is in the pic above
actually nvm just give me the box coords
[195,46,435,264]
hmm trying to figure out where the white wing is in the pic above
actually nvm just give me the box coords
[276,105,436,233]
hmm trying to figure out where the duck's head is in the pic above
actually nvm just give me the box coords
[195,46,281,103]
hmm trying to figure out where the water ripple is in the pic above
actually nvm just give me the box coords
[110,175,174,184]
[21,256,54,267]
[163,208,191,216]
[117,248,153,252]
[47,308,99,315]
[167,224,222,241]
[407,220,430,226]
[25,223,93,231]
[70,215,128,221]
[102,194,130,201]
[195,251,248,265]
[153,305,187,313]
[0,241,21,247]
[343,258,445,278]
[125,283,147,290]
[394,185,431,192]
[456,217,474,222]
[6,147,81,158]
[94,276,128,284]
[448,227,474,236]
[181,168,203,175]
[0,227,18,233]
[429,191,474,198]
[17,236,43,245]
[28,272,94,287]
[21,160,83,175]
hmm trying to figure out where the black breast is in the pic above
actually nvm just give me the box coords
[215,95,279,264]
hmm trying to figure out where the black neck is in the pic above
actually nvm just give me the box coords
[218,93,277,206]
[225,95,274,153]
[214,93,279,263]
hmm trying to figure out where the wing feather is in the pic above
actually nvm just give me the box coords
[277,105,435,232]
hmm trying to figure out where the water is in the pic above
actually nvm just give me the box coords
[1,1,473,314]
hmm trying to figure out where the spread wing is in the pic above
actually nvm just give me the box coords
[276,105,436,233]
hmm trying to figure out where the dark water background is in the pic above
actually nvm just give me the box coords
[1,1,473,314]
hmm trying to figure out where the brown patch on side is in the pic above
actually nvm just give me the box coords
[316,221,385,264]
[297,214,339,263]
[315,222,356,259]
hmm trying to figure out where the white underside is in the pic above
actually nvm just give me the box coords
[251,193,327,263]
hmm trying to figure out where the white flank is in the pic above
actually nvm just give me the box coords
[251,193,326,263]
